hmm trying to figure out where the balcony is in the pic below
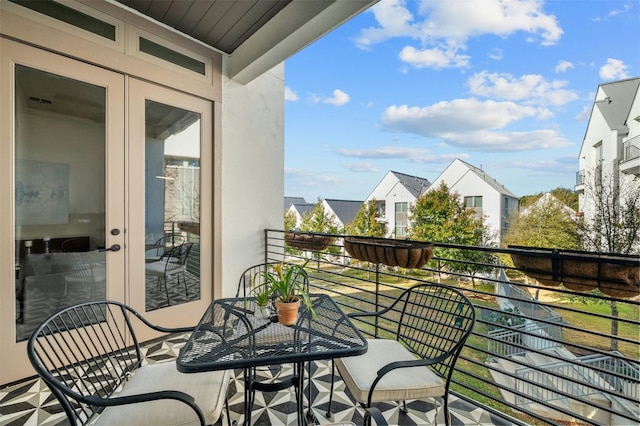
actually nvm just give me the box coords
[621,136,640,175]
[2,230,638,425]
[269,230,639,426]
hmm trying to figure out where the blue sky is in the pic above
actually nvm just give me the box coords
[283,0,639,202]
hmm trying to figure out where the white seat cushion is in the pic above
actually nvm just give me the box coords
[96,361,230,426]
[335,339,445,404]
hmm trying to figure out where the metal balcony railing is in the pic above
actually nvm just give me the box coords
[623,136,640,162]
[264,229,640,426]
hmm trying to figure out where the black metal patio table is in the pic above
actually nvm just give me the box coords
[176,294,368,425]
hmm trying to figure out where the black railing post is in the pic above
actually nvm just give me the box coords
[375,263,380,338]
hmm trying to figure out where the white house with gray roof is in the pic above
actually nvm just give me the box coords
[426,159,519,244]
[323,199,364,230]
[366,171,431,238]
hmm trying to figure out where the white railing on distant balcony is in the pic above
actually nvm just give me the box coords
[623,135,640,161]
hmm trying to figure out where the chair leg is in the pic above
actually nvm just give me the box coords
[326,360,335,418]
[163,276,171,306]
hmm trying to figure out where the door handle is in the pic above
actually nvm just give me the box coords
[98,244,121,252]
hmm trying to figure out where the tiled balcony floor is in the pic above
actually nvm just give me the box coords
[1,334,511,426]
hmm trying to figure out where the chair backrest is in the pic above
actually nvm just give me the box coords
[235,262,309,298]
[27,301,145,425]
[164,242,193,266]
[384,284,475,384]
[150,234,186,257]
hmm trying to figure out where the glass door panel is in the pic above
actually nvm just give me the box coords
[1,39,125,385]
[14,65,108,341]
[144,100,201,311]
[128,79,212,331]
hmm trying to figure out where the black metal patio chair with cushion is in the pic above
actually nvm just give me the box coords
[327,283,476,426]
[145,241,193,305]
[27,300,231,426]
[235,262,310,416]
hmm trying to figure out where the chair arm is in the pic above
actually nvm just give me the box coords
[124,304,195,334]
[364,407,388,425]
[376,357,443,378]
[85,390,206,426]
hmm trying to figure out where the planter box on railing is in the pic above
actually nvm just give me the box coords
[509,245,640,298]
[284,231,335,251]
[344,236,434,269]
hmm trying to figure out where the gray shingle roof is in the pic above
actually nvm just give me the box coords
[324,199,364,225]
[285,196,307,211]
[390,171,431,198]
[456,159,519,198]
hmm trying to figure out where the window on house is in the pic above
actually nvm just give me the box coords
[464,196,483,218]
[376,200,386,218]
[395,202,408,237]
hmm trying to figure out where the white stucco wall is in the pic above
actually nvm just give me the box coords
[366,171,418,237]
[578,83,640,220]
[220,61,285,296]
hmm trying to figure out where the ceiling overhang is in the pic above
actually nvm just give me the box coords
[114,0,378,84]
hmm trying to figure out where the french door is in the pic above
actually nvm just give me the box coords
[0,40,212,383]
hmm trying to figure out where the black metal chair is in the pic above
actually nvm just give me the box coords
[145,241,193,305]
[235,262,310,418]
[27,300,231,426]
[327,283,476,426]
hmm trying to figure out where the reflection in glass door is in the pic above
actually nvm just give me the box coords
[14,65,108,341]
[144,101,201,311]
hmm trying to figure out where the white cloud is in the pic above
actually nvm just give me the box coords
[337,146,466,163]
[357,0,563,69]
[310,90,350,106]
[489,48,503,61]
[599,58,630,80]
[575,104,592,122]
[442,129,573,151]
[555,60,574,73]
[382,99,538,134]
[399,46,470,69]
[467,72,579,106]
[343,162,378,172]
[593,1,633,21]
[284,87,298,101]
[285,168,341,187]
[324,89,350,106]
[379,98,572,151]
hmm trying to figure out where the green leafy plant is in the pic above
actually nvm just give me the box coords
[257,262,314,315]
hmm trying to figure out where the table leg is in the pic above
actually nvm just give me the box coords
[243,367,252,426]
[304,361,317,425]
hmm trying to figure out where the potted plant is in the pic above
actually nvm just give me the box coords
[257,262,313,325]
[251,287,271,320]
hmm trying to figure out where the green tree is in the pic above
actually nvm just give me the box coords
[284,210,297,231]
[408,182,494,286]
[300,199,339,234]
[409,182,483,245]
[300,200,340,258]
[502,198,580,251]
[345,199,386,237]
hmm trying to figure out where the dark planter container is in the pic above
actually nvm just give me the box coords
[344,236,434,269]
[284,232,335,251]
[509,245,640,298]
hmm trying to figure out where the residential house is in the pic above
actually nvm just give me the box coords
[285,196,307,212]
[521,192,576,218]
[322,198,364,230]
[0,0,378,385]
[286,202,315,229]
[427,159,520,244]
[575,77,640,244]
[366,171,431,238]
